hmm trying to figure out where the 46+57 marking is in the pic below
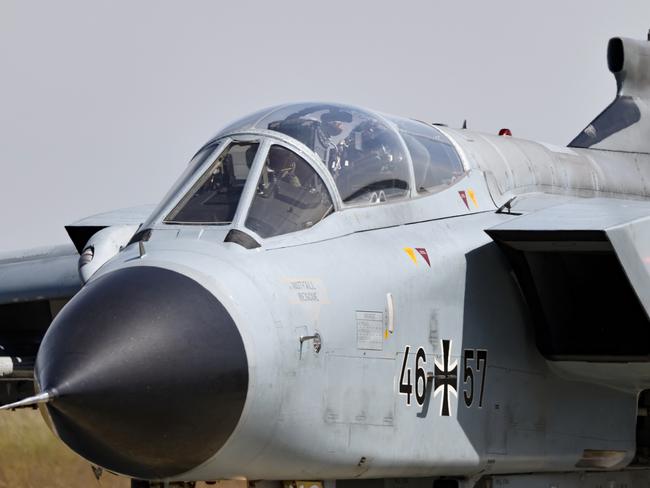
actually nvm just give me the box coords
[398,340,487,416]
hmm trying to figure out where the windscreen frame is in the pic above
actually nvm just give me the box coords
[230,131,341,242]
[152,130,341,242]
[242,143,336,239]
[230,129,343,213]
[141,139,231,230]
[162,135,265,226]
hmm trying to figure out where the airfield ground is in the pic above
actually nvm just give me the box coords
[0,409,245,488]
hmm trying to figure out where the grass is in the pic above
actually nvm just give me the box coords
[0,410,246,488]
[0,408,127,487]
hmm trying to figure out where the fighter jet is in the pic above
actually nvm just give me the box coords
[1,35,650,488]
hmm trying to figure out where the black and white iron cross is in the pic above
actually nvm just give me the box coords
[434,339,458,416]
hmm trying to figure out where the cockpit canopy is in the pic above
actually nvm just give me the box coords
[220,103,464,202]
[147,103,465,241]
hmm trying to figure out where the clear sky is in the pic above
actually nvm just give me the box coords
[1,0,649,251]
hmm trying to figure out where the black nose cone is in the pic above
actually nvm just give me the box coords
[35,266,248,480]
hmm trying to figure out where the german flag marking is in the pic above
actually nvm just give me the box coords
[415,248,431,267]
[468,188,478,208]
[459,191,470,210]
[403,247,418,264]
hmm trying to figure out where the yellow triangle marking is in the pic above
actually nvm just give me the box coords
[468,188,478,208]
[403,247,418,265]
[384,328,389,340]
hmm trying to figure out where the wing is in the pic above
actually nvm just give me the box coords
[0,244,82,405]
[0,204,155,406]
[486,197,650,364]
[65,204,155,252]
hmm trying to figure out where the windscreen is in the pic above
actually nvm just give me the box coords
[245,145,333,238]
[165,142,258,224]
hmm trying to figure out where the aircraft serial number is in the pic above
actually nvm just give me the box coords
[398,341,488,416]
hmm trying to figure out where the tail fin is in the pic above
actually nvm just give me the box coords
[569,36,650,154]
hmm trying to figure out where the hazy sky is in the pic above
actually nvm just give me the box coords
[1,1,649,251]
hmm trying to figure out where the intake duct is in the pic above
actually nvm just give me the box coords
[486,199,650,362]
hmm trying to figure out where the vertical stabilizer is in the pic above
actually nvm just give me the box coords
[570,37,650,154]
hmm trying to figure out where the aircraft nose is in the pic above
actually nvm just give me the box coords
[35,266,248,480]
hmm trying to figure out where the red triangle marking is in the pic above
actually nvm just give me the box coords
[415,248,430,267]
[458,190,469,210]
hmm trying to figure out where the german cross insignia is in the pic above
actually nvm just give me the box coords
[434,339,458,416]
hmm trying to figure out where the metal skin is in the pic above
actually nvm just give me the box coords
[92,207,635,481]
[2,36,650,487]
[87,134,644,481]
